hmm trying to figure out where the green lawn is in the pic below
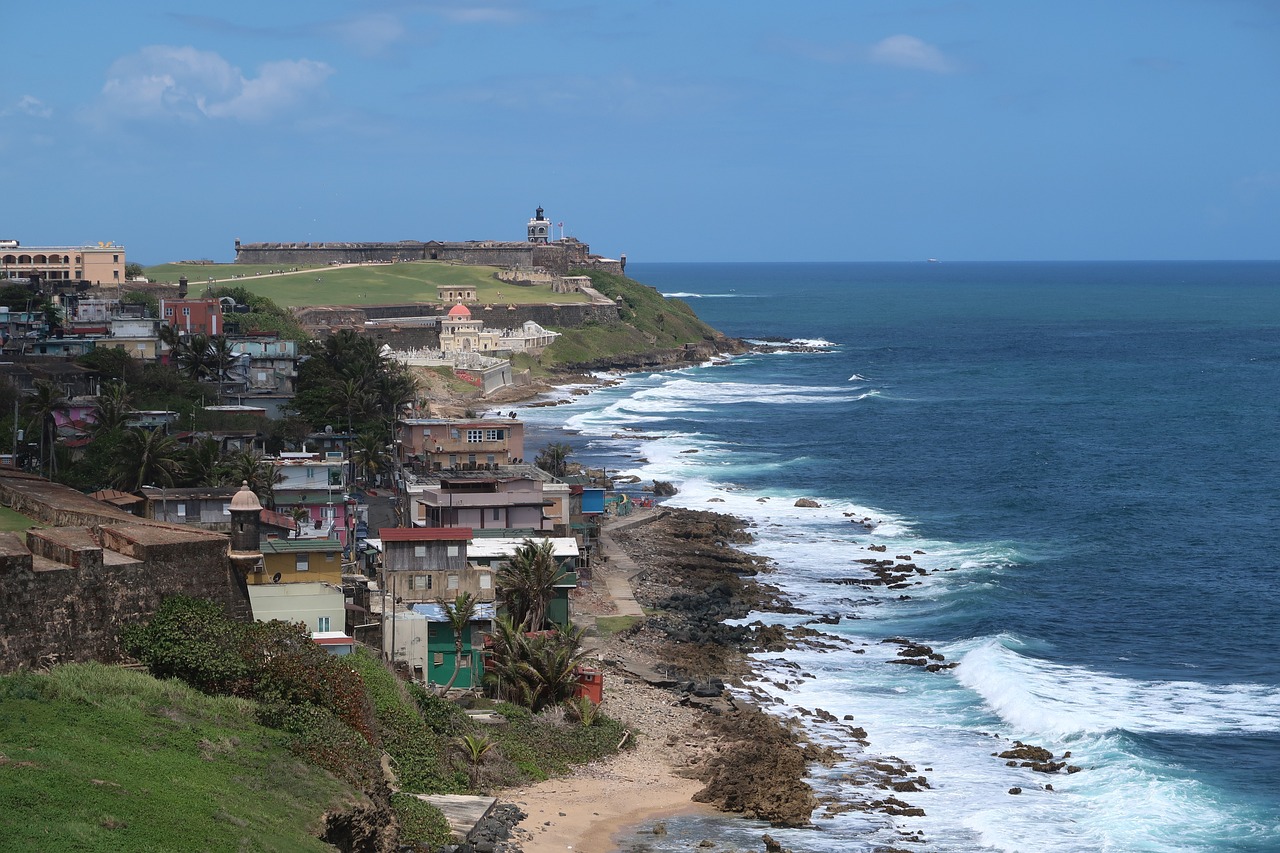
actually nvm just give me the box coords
[0,506,37,532]
[144,261,591,308]
[0,664,361,852]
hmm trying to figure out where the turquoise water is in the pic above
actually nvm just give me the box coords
[523,261,1280,852]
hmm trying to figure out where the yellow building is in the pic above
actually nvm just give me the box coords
[0,242,126,285]
[252,538,344,585]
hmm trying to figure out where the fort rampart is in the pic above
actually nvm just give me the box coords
[235,238,621,276]
[0,473,251,672]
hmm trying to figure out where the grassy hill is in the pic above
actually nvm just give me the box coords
[0,663,363,852]
[541,269,726,368]
[143,261,589,308]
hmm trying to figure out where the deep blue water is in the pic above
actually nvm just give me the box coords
[522,261,1280,852]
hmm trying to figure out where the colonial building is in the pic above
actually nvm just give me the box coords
[158,297,224,337]
[0,242,125,285]
[438,303,558,355]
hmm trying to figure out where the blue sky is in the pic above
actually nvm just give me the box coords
[3,1,1277,264]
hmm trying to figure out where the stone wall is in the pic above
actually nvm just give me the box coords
[301,301,620,341]
[0,473,252,673]
[234,239,622,276]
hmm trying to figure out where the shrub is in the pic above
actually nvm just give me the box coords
[390,794,454,850]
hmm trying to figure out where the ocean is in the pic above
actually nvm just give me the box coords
[520,261,1280,852]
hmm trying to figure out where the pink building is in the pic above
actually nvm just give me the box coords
[399,418,526,471]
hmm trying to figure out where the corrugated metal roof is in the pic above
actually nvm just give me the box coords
[378,527,473,541]
[261,538,343,554]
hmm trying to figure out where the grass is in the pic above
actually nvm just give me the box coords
[143,261,590,308]
[0,663,362,852]
[594,615,642,638]
[0,506,37,532]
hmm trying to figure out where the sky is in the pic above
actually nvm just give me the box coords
[2,1,1278,264]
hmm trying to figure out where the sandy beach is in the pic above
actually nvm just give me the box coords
[503,675,715,853]
[496,505,818,853]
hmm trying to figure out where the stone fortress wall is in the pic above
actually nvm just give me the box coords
[235,238,622,277]
[0,473,251,672]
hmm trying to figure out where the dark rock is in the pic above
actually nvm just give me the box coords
[1009,787,1022,795]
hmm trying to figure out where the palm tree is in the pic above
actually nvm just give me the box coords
[456,734,496,788]
[483,617,589,712]
[112,428,184,492]
[327,377,375,437]
[534,442,572,479]
[175,333,214,381]
[496,539,561,632]
[437,592,479,696]
[207,335,239,397]
[182,437,228,487]
[225,448,283,507]
[350,432,390,486]
[90,382,134,436]
[23,379,67,477]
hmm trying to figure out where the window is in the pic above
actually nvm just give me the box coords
[485,429,503,441]
[447,545,460,557]
[222,502,231,516]
[414,545,426,558]
[447,574,459,590]
[467,454,476,465]
[479,573,492,590]
[296,554,309,572]
[433,652,444,666]
[165,308,174,316]
[175,504,186,518]
[325,553,334,562]
[317,616,330,632]
[450,428,461,440]
[491,508,500,521]
[413,575,430,590]
[182,307,190,316]
[459,657,470,669]
[467,429,483,443]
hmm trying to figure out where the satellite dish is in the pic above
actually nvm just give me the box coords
[325,425,334,434]
[271,572,282,584]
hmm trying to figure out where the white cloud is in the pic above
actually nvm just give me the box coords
[16,95,53,119]
[98,46,332,123]
[867,35,956,73]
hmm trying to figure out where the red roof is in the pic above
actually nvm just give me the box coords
[378,527,473,541]
[447,303,471,317]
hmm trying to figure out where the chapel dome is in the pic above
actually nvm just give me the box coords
[447,303,472,318]
[230,481,263,512]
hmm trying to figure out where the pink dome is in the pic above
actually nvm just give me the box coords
[447,303,471,317]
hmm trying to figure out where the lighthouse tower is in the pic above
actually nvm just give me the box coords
[527,206,550,244]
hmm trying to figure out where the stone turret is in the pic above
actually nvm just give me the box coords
[228,481,263,575]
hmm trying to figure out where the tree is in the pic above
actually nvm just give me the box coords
[182,436,228,487]
[174,332,214,381]
[22,379,67,477]
[455,734,496,788]
[124,262,145,280]
[496,539,561,632]
[534,442,572,479]
[225,448,283,507]
[350,432,390,486]
[483,617,588,712]
[90,382,133,436]
[111,428,184,492]
[437,592,479,696]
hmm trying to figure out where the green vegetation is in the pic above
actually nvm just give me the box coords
[0,663,359,852]
[594,615,642,638]
[487,702,628,782]
[391,794,455,850]
[143,261,590,307]
[0,506,37,531]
